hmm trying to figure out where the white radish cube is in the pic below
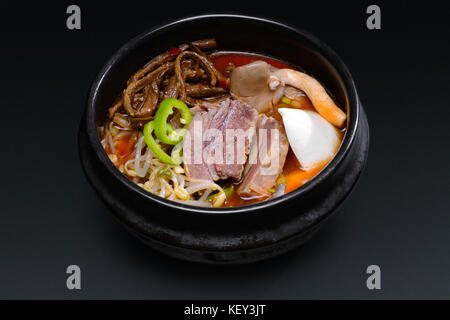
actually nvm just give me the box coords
[278,108,340,170]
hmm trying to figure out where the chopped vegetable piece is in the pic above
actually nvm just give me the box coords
[218,79,228,89]
[212,192,226,207]
[154,98,192,145]
[281,96,291,105]
[206,187,232,202]
[271,183,286,198]
[206,193,216,201]
[143,121,182,165]
[169,47,181,56]
[285,170,305,193]
[276,174,286,185]
[223,185,234,198]
[278,108,340,169]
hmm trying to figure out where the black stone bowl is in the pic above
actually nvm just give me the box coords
[78,14,369,264]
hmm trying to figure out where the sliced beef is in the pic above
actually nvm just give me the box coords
[204,99,258,180]
[182,107,217,181]
[183,98,258,181]
[237,115,289,198]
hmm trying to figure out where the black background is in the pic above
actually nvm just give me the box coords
[1,0,449,299]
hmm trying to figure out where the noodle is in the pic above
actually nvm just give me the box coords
[107,133,115,154]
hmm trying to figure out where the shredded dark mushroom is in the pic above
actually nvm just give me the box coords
[163,74,179,99]
[175,51,217,101]
[108,39,229,129]
[124,62,174,117]
[185,83,227,98]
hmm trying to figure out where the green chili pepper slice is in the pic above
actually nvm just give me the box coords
[154,98,192,145]
[224,185,234,198]
[143,121,182,165]
[207,185,234,202]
